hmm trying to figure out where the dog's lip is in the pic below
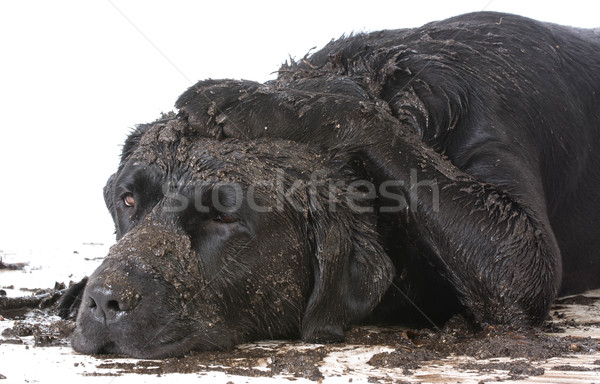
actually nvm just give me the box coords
[71,319,227,359]
[116,329,227,359]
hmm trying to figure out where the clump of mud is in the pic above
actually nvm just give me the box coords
[1,283,66,312]
[89,344,328,381]
[457,360,545,381]
[365,315,599,376]
[0,259,26,270]
[1,282,74,347]
[1,315,76,347]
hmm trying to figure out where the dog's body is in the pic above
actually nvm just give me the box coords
[60,12,600,358]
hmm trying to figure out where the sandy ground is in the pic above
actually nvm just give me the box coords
[1,243,600,384]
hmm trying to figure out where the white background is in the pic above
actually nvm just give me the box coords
[0,0,598,253]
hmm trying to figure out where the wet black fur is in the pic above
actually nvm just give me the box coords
[59,12,600,358]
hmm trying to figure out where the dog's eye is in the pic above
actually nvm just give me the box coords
[123,193,135,208]
[214,213,237,224]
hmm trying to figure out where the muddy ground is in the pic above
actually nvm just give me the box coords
[2,271,600,383]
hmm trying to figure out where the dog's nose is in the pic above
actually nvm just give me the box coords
[84,282,140,324]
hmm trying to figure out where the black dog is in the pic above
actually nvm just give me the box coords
[59,12,600,358]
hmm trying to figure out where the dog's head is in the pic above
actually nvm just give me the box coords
[67,115,394,358]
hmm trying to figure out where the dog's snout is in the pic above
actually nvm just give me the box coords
[85,281,140,324]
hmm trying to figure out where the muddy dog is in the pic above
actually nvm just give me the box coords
[59,12,600,358]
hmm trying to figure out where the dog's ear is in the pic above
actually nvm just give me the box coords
[301,185,395,342]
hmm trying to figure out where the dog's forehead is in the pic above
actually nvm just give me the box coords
[128,117,331,182]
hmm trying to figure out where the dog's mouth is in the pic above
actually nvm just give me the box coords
[70,315,234,359]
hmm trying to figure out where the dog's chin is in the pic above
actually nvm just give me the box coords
[70,322,235,359]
